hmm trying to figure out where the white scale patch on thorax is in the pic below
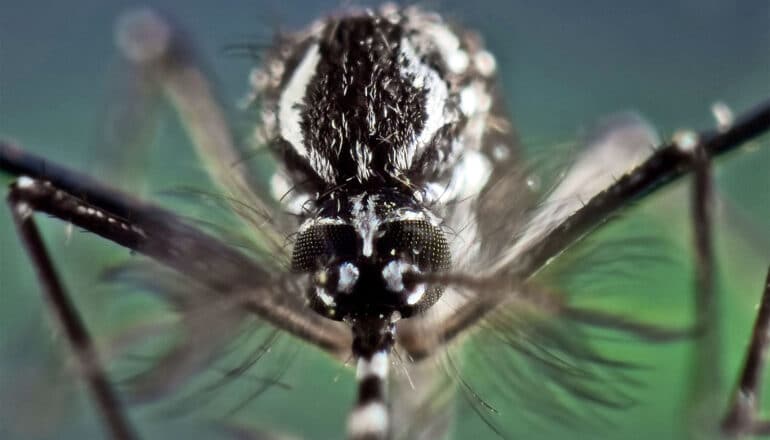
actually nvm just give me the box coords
[422,21,469,74]
[394,38,454,172]
[420,150,492,205]
[270,171,312,215]
[279,43,319,158]
[278,42,336,183]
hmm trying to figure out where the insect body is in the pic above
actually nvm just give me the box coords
[1,3,770,440]
[251,7,512,438]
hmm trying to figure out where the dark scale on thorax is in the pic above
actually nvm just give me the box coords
[304,16,431,185]
[248,5,515,331]
[279,12,462,188]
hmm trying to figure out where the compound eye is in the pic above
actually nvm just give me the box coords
[291,223,357,272]
[376,220,451,271]
[377,220,451,315]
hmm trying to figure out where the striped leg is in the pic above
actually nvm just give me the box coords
[7,181,139,440]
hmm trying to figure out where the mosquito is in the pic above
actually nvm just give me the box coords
[1,4,769,440]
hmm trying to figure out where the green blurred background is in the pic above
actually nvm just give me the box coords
[0,1,769,439]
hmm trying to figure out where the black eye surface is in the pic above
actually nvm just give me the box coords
[291,224,357,272]
[376,220,451,271]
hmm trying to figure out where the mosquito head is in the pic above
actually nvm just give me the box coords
[291,190,451,321]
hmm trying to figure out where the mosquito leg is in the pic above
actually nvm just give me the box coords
[0,146,352,358]
[680,131,725,435]
[114,8,291,254]
[114,8,258,193]
[7,183,139,440]
[485,98,770,281]
[687,131,719,355]
[398,99,770,360]
[722,267,770,437]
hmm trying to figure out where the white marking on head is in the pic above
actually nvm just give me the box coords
[348,402,388,438]
[356,350,389,380]
[391,210,426,222]
[338,262,360,293]
[382,260,421,294]
[315,286,336,307]
[350,195,382,257]
[320,217,348,226]
[299,216,347,233]
[405,283,427,305]
[279,43,321,161]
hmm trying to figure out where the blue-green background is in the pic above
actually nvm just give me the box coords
[1,1,769,439]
